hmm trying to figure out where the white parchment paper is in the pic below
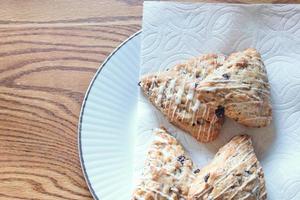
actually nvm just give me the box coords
[135,2,300,199]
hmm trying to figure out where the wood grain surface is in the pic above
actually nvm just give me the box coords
[0,0,298,199]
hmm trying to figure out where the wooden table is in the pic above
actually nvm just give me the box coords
[0,0,298,199]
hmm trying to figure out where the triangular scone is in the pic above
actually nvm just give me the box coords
[196,48,272,127]
[188,135,267,200]
[132,128,196,200]
[140,54,225,143]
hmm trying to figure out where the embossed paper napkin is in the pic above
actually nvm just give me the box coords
[134,2,300,199]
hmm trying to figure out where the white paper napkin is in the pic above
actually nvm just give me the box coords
[135,2,300,199]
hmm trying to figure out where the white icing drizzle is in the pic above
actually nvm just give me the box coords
[150,76,156,89]
[206,115,216,141]
[241,116,272,122]
[187,82,196,100]
[164,78,177,118]
[191,59,198,78]
[175,86,184,105]
[143,162,196,182]
[200,85,251,91]
[191,100,201,112]
[250,87,270,95]
[171,107,177,121]
[200,80,270,95]
[155,82,166,104]
[214,144,253,186]
[134,131,196,200]
[197,141,255,197]
[203,79,237,83]
[165,78,176,100]
[215,153,254,192]
[173,64,192,121]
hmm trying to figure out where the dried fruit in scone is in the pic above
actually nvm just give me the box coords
[196,48,272,127]
[132,128,196,200]
[188,135,267,200]
[140,54,226,143]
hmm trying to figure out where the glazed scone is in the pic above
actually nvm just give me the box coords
[132,128,196,200]
[188,135,267,200]
[140,54,225,143]
[196,48,272,127]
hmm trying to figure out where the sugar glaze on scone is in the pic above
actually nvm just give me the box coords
[132,128,197,200]
[140,54,225,143]
[196,48,272,127]
[188,135,267,200]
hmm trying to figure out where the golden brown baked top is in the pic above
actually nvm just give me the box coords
[188,135,267,200]
[196,48,272,127]
[132,128,196,200]
[140,54,225,143]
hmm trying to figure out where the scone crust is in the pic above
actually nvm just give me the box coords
[132,128,195,200]
[188,135,267,200]
[140,54,225,143]
[197,48,272,127]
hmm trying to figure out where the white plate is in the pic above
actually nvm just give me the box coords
[79,29,300,200]
[137,3,300,200]
[79,31,141,200]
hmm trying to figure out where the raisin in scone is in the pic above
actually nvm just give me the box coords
[140,54,225,143]
[196,48,272,128]
[132,128,196,200]
[188,135,267,200]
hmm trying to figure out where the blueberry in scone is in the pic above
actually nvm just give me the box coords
[196,48,272,128]
[188,135,267,200]
[140,54,226,143]
[132,128,196,200]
